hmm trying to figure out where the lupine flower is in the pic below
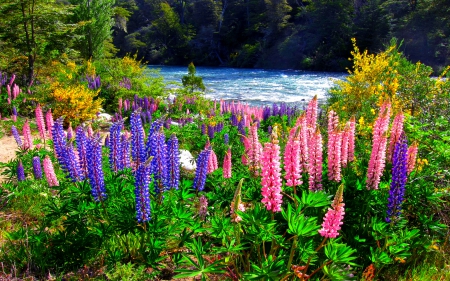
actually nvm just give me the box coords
[145,120,163,160]
[199,195,208,220]
[45,109,54,139]
[224,133,229,144]
[407,142,418,174]
[167,134,180,189]
[386,133,408,223]
[223,148,232,179]
[247,123,262,175]
[284,127,301,186]
[319,184,345,238]
[387,112,404,163]
[35,104,46,140]
[17,160,25,181]
[109,121,123,172]
[11,125,22,148]
[150,131,168,193]
[131,110,146,168]
[32,156,42,179]
[193,149,211,191]
[22,119,32,150]
[67,125,74,140]
[52,118,67,161]
[347,116,356,163]
[367,102,391,190]
[231,202,245,223]
[12,106,17,122]
[261,127,283,212]
[86,137,107,201]
[207,148,219,174]
[308,128,323,191]
[327,110,338,132]
[327,129,342,182]
[306,96,318,131]
[135,163,152,222]
[64,144,84,182]
[121,133,131,168]
[295,114,309,172]
[75,126,89,177]
[43,156,59,187]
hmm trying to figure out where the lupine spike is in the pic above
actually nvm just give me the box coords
[17,160,26,181]
[407,142,418,174]
[109,121,124,172]
[308,128,323,191]
[86,137,107,201]
[319,184,345,238]
[327,129,342,182]
[150,131,168,193]
[198,195,208,220]
[387,112,404,163]
[22,119,33,150]
[223,148,232,179]
[43,156,59,187]
[75,126,89,177]
[45,109,54,139]
[261,126,283,212]
[167,134,180,189]
[35,104,46,140]
[207,148,219,174]
[32,156,43,179]
[193,149,211,191]
[131,110,146,168]
[135,163,152,222]
[386,133,408,223]
[284,127,301,186]
[11,125,23,148]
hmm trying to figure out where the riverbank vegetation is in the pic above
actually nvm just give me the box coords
[0,36,449,281]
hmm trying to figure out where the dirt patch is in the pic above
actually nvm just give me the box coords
[0,135,19,184]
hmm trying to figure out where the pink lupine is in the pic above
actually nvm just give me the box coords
[319,185,345,238]
[306,96,318,131]
[308,128,323,191]
[231,202,246,223]
[223,148,232,178]
[248,123,263,175]
[366,102,391,190]
[296,114,309,172]
[45,109,54,139]
[87,124,94,137]
[347,116,356,163]
[407,142,418,174]
[43,156,59,187]
[207,148,219,174]
[341,124,350,168]
[284,127,301,186]
[22,119,33,150]
[7,85,11,104]
[327,110,338,132]
[387,112,404,163]
[328,129,342,182]
[35,104,46,140]
[118,97,123,112]
[261,128,283,212]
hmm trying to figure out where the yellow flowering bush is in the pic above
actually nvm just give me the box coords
[49,82,102,125]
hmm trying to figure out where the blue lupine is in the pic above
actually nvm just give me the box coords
[12,106,17,116]
[193,149,211,191]
[109,121,124,172]
[17,160,25,181]
[135,163,152,222]
[11,125,22,147]
[208,125,215,139]
[224,133,229,145]
[201,123,206,135]
[150,131,168,193]
[86,137,107,201]
[76,126,89,177]
[121,134,131,169]
[130,110,146,168]
[65,144,84,182]
[52,118,67,163]
[32,156,42,179]
[386,133,408,223]
[145,120,163,159]
[167,134,180,190]
[238,118,246,141]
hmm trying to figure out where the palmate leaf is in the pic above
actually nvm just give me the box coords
[324,240,358,266]
[300,190,331,209]
[244,252,287,281]
[282,203,320,237]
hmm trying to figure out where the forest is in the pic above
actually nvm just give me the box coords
[1,0,450,80]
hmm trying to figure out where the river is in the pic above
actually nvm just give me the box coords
[147,65,347,106]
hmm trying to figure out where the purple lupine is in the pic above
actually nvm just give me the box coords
[135,163,152,222]
[386,133,408,223]
[86,137,107,201]
[224,133,229,145]
[150,131,168,193]
[167,134,180,190]
[64,144,84,182]
[17,160,25,181]
[193,149,211,191]
[201,123,206,135]
[32,156,43,179]
[109,121,124,172]
[121,133,131,168]
[130,110,146,168]
[75,126,89,177]
[238,118,246,141]
[11,125,22,147]
[52,118,68,165]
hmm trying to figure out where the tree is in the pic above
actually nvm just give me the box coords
[70,0,116,60]
[0,0,75,84]
[182,62,205,94]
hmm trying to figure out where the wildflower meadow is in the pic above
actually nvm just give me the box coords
[0,42,449,281]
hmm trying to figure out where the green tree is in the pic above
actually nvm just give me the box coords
[70,0,116,60]
[182,62,205,94]
[0,0,75,84]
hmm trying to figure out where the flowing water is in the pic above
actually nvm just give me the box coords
[147,65,347,106]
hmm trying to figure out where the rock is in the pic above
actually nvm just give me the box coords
[179,149,196,171]
[98,113,112,121]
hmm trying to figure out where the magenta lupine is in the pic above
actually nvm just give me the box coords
[347,116,356,163]
[367,102,391,190]
[207,148,219,174]
[308,128,323,191]
[327,129,342,182]
[45,109,54,139]
[407,142,418,175]
[284,127,301,186]
[223,148,232,179]
[22,119,32,150]
[43,156,59,187]
[319,185,345,238]
[35,104,46,140]
[261,128,283,212]
[387,112,404,163]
